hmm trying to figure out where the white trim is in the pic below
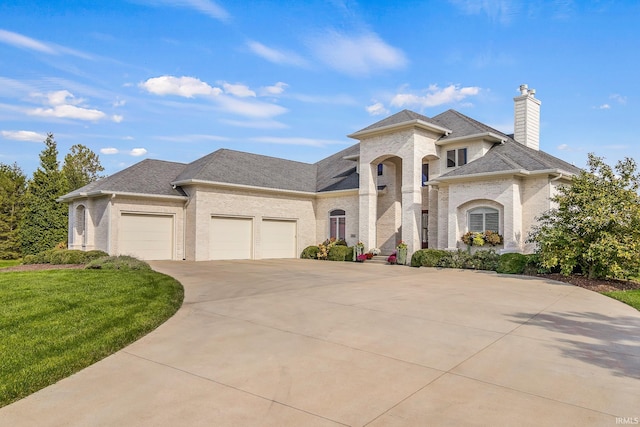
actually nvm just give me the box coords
[348,119,451,140]
[172,179,317,197]
[59,190,187,203]
[431,168,575,184]
[436,132,506,146]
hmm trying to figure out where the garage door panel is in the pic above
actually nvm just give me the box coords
[262,220,296,259]
[210,217,252,260]
[120,214,173,260]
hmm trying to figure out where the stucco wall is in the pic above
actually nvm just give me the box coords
[189,185,316,261]
[315,191,359,246]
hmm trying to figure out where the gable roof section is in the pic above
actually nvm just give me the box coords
[349,109,451,138]
[315,143,360,192]
[437,138,581,180]
[432,109,510,141]
[59,159,188,201]
[172,149,318,193]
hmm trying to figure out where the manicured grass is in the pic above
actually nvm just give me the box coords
[602,290,640,311]
[0,269,183,407]
[0,260,21,269]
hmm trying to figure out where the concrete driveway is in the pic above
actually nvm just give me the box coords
[2,260,639,426]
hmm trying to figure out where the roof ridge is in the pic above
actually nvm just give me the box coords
[435,109,510,138]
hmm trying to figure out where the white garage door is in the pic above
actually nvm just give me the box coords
[119,213,174,260]
[261,219,297,259]
[210,217,253,260]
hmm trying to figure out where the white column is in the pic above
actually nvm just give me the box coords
[401,155,422,256]
[358,162,377,250]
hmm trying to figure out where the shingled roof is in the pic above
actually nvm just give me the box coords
[172,149,318,193]
[437,138,581,180]
[59,159,188,200]
[315,143,360,192]
[432,109,510,140]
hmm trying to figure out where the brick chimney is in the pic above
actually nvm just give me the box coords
[513,84,541,150]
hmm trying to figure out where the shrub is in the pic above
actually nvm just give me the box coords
[22,254,38,265]
[300,246,320,259]
[85,255,151,271]
[84,250,109,262]
[334,239,348,246]
[436,249,499,271]
[411,249,449,267]
[496,253,528,274]
[327,245,353,261]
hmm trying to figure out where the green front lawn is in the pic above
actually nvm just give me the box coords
[0,269,183,407]
[0,260,21,269]
[602,290,640,311]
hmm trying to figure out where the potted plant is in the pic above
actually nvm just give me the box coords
[356,254,367,263]
[387,252,397,264]
[396,241,408,265]
[353,241,365,261]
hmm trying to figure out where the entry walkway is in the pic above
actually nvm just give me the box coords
[1,260,639,426]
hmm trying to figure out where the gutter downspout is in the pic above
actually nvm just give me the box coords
[179,186,192,261]
[550,172,563,182]
[108,194,116,255]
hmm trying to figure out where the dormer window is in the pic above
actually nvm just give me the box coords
[447,148,467,168]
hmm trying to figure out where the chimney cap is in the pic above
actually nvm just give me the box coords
[519,84,535,97]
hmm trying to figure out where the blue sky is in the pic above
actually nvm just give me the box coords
[1,0,639,176]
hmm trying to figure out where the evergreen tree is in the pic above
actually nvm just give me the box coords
[529,153,640,279]
[62,144,105,191]
[0,163,27,259]
[19,133,69,255]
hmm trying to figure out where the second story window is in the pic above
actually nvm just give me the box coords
[447,148,467,168]
[377,163,383,176]
[422,163,429,186]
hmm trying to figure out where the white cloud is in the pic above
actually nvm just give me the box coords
[101,147,119,155]
[29,104,107,121]
[366,102,389,116]
[247,41,308,67]
[112,114,124,123]
[219,119,288,129]
[259,82,288,96]
[0,29,56,54]
[308,30,407,76]
[27,90,109,121]
[597,104,611,110]
[139,75,222,98]
[249,136,347,147]
[1,130,46,142]
[390,84,481,108]
[149,0,230,22]
[222,82,256,98]
[216,95,288,118]
[113,98,126,107]
[610,94,627,105]
[155,134,229,142]
[130,148,148,156]
[449,0,519,25]
[557,144,583,152]
[0,29,93,59]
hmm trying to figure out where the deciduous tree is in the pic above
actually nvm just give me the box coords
[62,144,104,191]
[529,153,640,279]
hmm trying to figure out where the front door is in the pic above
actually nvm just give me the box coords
[421,210,428,249]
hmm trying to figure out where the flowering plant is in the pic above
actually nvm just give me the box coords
[461,231,503,247]
[355,241,365,249]
[387,252,397,264]
[396,241,407,250]
[370,248,381,255]
[356,254,368,262]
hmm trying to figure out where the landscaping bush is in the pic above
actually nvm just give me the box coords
[300,245,319,259]
[85,255,151,271]
[496,253,528,274]
[83,250,109,262]
[334,239,348,246]
[436,249,500,271]
[327,245,353,261]
[411,249,449,267]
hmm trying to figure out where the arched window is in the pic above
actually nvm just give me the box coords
[329,209,346,240]
[468,207,499,233]
[75,205,86,247]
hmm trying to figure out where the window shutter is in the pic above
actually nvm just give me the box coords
[485,212,499,232]
[469,213,484,232]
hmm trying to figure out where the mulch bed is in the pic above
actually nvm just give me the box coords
[3,264,639,293]
[535,273,640,293]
